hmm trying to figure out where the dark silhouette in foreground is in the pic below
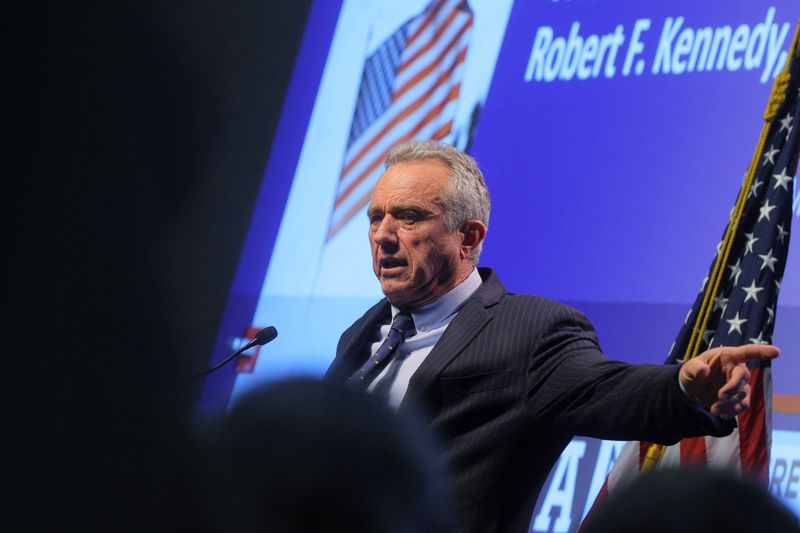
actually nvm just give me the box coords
[581,468,799,533]
[201,378,451,532]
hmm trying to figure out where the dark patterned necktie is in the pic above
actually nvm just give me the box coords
[348,311,415,389]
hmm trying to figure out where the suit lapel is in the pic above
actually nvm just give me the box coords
[327,299,390,382]
[400,268,505,410]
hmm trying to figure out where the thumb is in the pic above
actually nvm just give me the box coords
[681,359,710,386]
[692,362,711,381]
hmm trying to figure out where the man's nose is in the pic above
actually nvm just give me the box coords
[373,216,399,252]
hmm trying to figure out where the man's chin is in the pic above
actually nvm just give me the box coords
[379,281,411,304]
[379,282,405,296]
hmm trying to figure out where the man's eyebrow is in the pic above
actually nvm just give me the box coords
[390,204,435,217]
[367,204,435,218]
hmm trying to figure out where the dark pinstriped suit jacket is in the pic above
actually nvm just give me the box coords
[325,268,732,532]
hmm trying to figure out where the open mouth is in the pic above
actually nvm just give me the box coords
[379,257,407,272]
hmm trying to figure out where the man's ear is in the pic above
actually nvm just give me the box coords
[460,220,487,259]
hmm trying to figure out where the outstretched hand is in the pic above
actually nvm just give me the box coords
[679,344,779,420]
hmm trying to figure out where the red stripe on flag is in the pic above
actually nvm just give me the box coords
[328,86,461,239]
[397,9,458,73]
[405,0,448,47]
[393,20,471,102]
[335,49,467,205]
[737,365,769,482]
[430,119,453,140]
[343,82,461,206]
[399,6,460,72]
[679,437,708,467]
[638,441,650,469]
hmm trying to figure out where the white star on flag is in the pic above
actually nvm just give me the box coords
[748,332,769,345]
[726,312,748,335]
[728,258,743,285]
[779,112,793,133]
[758,199,776,222]
[744,232,759,254]
[713,295,729,313]
[749,180,763,199]
[742,279,765,303]
[758,248,778,272]
[762,145,779,165]
[776,223,788,244]
[772,167,793,191]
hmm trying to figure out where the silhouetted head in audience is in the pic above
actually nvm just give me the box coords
[581,467,799,533]
[202,377,451,532]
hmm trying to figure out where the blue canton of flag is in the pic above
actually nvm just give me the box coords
[327,0,474,240]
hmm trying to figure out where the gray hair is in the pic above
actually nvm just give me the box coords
[384,141,491,263]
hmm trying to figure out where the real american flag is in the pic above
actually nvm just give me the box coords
[581,22,800,528]
[327,0,473,240]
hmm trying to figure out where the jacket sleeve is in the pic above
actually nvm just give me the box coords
[523,301,734,444]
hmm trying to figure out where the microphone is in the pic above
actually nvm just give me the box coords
[251,326,278,346]
[203,326,278,375]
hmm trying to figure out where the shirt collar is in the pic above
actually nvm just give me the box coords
[390,268,482,334]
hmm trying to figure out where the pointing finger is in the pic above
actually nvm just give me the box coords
[722,344,780,363]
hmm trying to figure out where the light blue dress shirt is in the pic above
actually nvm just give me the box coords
[368,268,483,408]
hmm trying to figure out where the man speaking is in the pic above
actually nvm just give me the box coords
[324,140,778,532]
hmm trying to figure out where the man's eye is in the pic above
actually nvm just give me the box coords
[400,212,419,223]
[369,214,383,224]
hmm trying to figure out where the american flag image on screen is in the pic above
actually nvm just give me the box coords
[327,0,474,240]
